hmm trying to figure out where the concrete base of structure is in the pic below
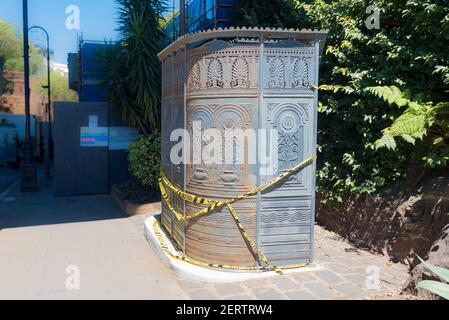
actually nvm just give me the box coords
[144,215,322,283]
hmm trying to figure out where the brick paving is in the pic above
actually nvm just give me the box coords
[132,214,413,300]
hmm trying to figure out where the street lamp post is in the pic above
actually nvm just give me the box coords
[20,0,39,192]
[29,25,52,179]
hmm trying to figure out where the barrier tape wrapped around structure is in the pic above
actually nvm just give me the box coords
[158,155,317,274]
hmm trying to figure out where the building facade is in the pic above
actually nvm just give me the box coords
[68,40,108,102]
[163,0,235,42]
[0,71,44,116]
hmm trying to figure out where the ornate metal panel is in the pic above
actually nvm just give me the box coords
[159,28,326,267]
[257,41,319,266]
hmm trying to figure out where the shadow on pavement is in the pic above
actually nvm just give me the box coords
[0,172,126,230]
[0,168,20,196]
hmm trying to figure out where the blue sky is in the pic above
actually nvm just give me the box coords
[0,0,177,64]
[0,0,133,64]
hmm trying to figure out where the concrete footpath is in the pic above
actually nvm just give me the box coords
[0,176,187,300]
[0,173,413,300]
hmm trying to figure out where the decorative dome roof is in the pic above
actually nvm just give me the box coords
[158,27,328,61]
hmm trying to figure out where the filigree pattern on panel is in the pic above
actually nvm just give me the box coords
[264,48,314,89]
[187,46,259,93]
[267,57,286,88]
[260,210,311,224]
[201,210,256,225]
[261,199,312,209]
[188,60,201,90]
[231,57,250,88]
[267,103,309,184]
[206,58,224,88]
[189,106,213,183]
[292,58,310,88]
[187,104,253,186]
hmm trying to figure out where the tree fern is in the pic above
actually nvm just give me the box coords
[365,86,447,152]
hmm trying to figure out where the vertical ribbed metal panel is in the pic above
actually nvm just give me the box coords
[161,50,186,251]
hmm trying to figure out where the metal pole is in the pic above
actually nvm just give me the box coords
[23,0,31,162]
[29,26,52,179]
[46,31,52,168]
[20,0,39,192]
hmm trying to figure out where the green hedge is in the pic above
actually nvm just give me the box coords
[233,0,449,203]
[128,131,161,190]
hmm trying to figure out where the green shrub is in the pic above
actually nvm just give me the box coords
[233,0,449,203]
[128,131,161,190]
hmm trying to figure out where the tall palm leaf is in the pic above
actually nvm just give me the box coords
[97,0,165,134]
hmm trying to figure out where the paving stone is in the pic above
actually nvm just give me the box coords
[289,272,318,284]
[179,280,210,291]
[158,226,410,300]
[334,282,368,300]
[241,278,272,290]
[302,281,339,299]
[338,258,362,268]
[383,267,409,280]
[314,270,345,285]
[214,283,246,297]
[348,265,370,275]
[361,256,386,267]
[322,262,353,275]
[286,290,317,300]
[319,249,344,258]
[224,294,255,300]
[269,276,301,291]
[344,274,368,288]
[252,287,286,300]
[188,288,220,300]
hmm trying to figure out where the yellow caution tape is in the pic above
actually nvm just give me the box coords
[159,155,317,274]
[153,219,308,272]
[226,203,283,274]
[160,156,316,222]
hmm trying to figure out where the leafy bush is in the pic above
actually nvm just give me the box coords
[366,86,449,169]
[232,0,311,29]
[233,0,449,203]
[128,131,161,190]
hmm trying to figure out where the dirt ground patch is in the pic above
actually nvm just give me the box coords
[317,176,449,299]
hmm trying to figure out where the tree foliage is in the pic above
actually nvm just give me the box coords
[232,0,311,29]
[97,0,165,134]
[233,0,449,202]
[0,20,43,75]
[39,71,78,102]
